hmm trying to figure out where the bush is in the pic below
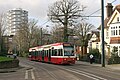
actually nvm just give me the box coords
[88,49,101,63]
[108,56,120,64]
[79,55,89,62]
[0,53,7,56]
[107,46,120,64]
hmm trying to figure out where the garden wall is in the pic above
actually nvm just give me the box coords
[0,59,19,69]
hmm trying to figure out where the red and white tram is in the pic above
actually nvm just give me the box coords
[29,42,76,64]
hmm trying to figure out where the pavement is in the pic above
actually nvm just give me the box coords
[76,61,120,70]
[0,66,23,73]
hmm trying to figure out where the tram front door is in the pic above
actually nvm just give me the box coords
[42,50,44,62]
[48,49,51,62]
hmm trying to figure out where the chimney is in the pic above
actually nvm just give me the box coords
[106,3,113,18]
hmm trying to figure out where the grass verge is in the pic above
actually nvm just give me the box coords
[0,56,13,62]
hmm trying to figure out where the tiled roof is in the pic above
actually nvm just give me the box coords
[98,17,111,30]
[91,31,100,42]
[92,38,100,42]
[98,4,120,29]
[115,4,120,12]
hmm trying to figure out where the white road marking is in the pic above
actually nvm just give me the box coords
[25,70,28,80]
[25,68,35,80]
[31,69,35,80]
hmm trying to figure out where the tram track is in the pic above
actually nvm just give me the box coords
[34,64,58,80]
[20,60,69,80]
[59,67,107,80]
[61,65,120,80]
[19,58,120,80]
[23,60,83,80]
[74,63,120,75]
[20,60,58,80]
[33,62,104,80]
[21,60,107,80]
[34,63,81,80]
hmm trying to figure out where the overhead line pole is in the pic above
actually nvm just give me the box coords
[101,0,105,67]
[40,28,42,46]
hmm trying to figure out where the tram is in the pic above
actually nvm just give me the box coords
[28,42,76,64]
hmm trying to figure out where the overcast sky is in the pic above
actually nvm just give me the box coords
[0,0,120,28]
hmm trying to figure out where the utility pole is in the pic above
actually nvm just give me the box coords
[101,0,105,67]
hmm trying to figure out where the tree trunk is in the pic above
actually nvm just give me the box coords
[81,46,87,57]
[63,16,68,42]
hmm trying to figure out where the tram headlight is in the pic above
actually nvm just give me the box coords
[64,58,66,60]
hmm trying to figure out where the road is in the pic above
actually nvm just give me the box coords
[0,57,120,80]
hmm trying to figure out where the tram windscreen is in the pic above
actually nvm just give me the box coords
[64,47,74,56]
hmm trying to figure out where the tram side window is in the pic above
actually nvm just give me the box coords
[34,51,36,56]
[44,50,46,56]
[49,49,51,56]
[37,51,39,56]
[45,50,48,57]
[36,51,38,56]
[32,52,34,56]
[52,49,57,56]
[39,51,41,56]
[47,50,49,57]
[58,49,63,56]
[41,50,44,56]
[31,52,33,56]
[52,50,53,56]
[29,52,31,55]
[33,51,35,56]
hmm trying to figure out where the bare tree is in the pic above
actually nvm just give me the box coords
[0,13,7,36]
[13,19,39,56]
[48,0,85,42]
[75,22,95,56]
[0,13,7,53]
[13,18,49,56]
[50,24,64,43]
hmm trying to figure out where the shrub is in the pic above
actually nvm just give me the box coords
[108,46,120,64]
[88,49,101,63]
[79,55,89,62]
[0,56,19,69]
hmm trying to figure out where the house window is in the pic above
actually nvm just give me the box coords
[96,43,99,49]
[114,30,115,35]
[111,26,120,36]
[119,30,120,35]
[116,30,118,35]
[111,30,114,36]
[106,30,109,36]
[117,17,119,22]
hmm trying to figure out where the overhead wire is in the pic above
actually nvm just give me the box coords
[88,0,117,17]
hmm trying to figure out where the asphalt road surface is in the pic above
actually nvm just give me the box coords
[0,57,120,80]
